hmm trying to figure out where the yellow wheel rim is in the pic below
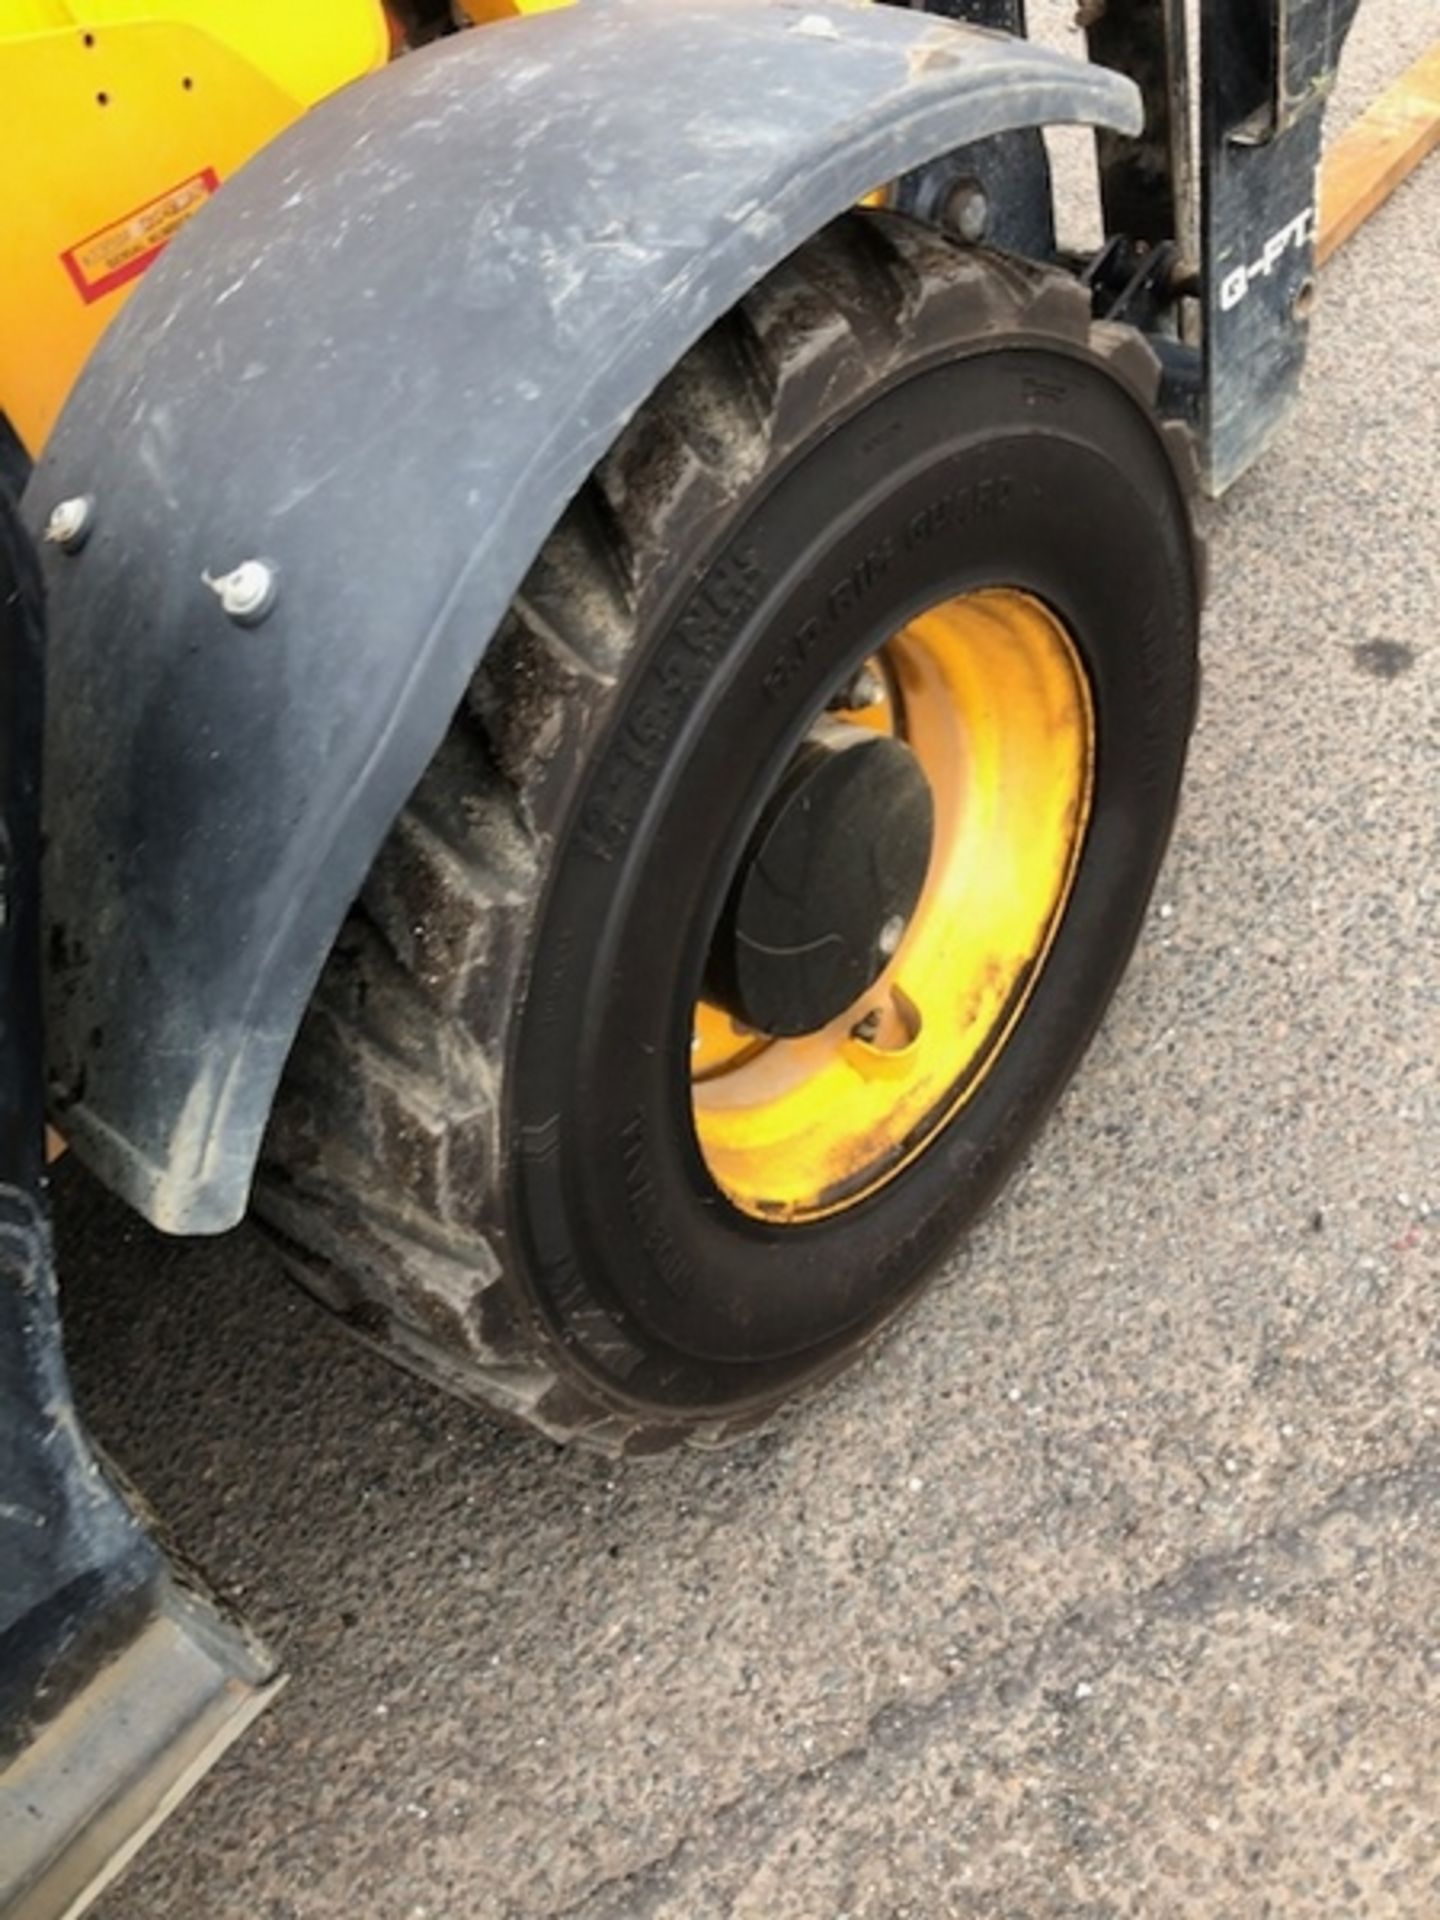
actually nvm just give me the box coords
[691,588,1094,1222]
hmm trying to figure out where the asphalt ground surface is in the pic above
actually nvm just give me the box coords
[60,6,1439,1916]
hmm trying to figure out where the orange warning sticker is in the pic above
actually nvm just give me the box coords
[60,167,220,305]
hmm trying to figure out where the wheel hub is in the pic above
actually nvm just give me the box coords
[704,720,934,1038]
[691,590,1095,1224]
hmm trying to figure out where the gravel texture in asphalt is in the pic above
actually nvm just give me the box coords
[54,4,1439,1915]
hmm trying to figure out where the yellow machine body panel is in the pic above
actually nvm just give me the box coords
[0,0,389,455]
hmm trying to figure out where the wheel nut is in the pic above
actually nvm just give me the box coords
[878,914,906,958]
[203,557,279,626]
[851,1008,883,1043]
[44,495,95,552]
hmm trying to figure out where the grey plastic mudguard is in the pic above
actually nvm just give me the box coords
[27,0,1139,1235]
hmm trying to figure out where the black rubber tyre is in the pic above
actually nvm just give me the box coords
[256,213,1202,1454]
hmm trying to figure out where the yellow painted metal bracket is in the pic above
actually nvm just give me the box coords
[1319,41,1440,264]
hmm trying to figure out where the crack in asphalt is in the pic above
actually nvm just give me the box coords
[537,1440,1440,1919]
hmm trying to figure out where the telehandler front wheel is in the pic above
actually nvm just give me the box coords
[257,213,1201,1453]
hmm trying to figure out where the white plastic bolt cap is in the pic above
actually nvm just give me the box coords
[204,558,278,625]
[44,495,95,551]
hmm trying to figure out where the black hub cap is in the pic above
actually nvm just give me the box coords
[704,721,935,1037]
